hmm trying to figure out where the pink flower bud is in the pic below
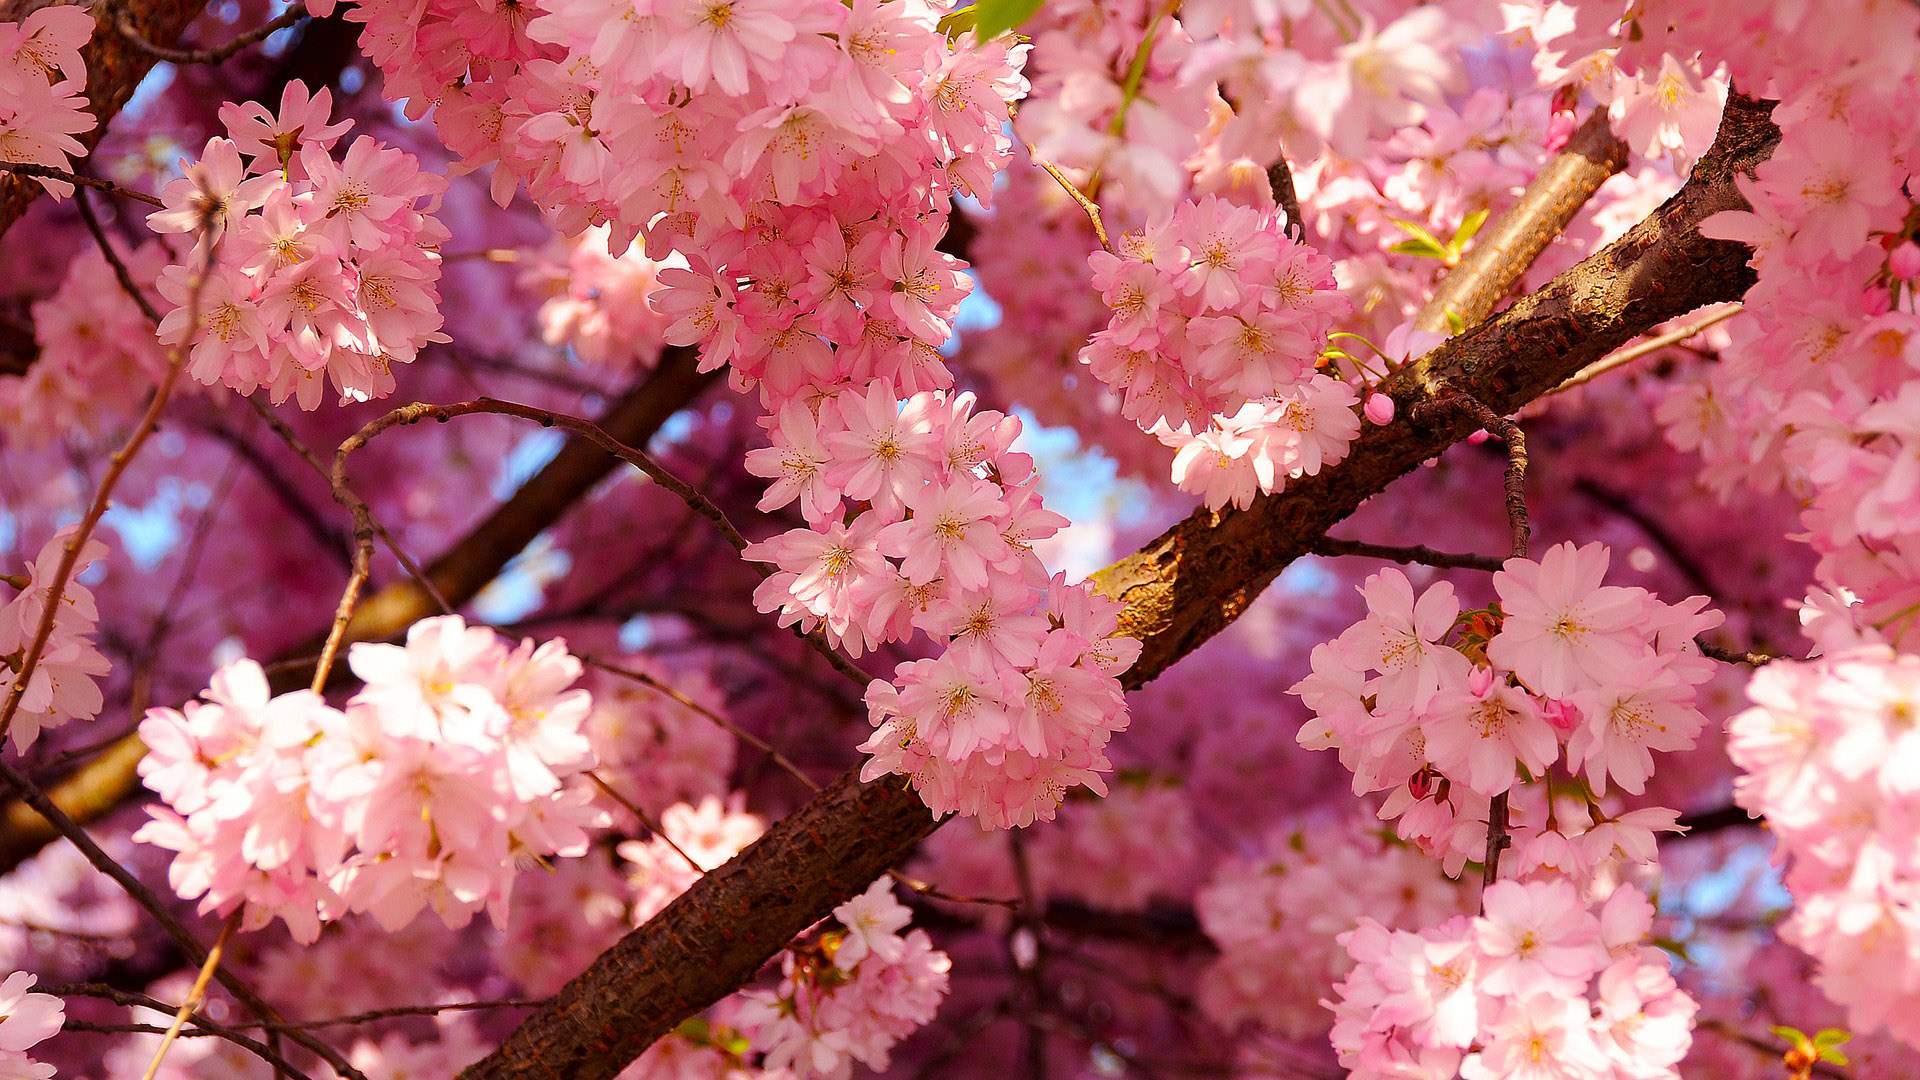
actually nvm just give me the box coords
[1363,392,1396,426]
[1890,241,1920,281]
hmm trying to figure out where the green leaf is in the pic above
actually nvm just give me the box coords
[973,0,1042,40]
[1820,1049,1851,1066]
[1388,238,1449,260]
[1770,1025,1809,1046]
[1389,218,1448,251]
[1445,309,1467,335]
[1451,208,1489,250]
[675,1017,713,1044]
[937,5,977,39]
[1813,1029,1852,1049]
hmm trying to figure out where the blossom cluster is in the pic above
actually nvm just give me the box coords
[734,878,951,1080]
[743,382,1138,828]
[315,0,1025,261]
[582,657,737,820]
[1292,542,1720,873]
[619,794,766,927]
[133,615,608,942]
[1076,195,1356,510]
[1,527,111,752]
[309,0,1127,829]
[1727,645,1920,1047]
[0,6,94,197]
[527,224,681,371]
[1328,880,1696,1080]
[150,80,449,410]
[0,970,62,1080]
[915,779,1202,916]
[0,242,171,444]
[1197,817,1472,1040]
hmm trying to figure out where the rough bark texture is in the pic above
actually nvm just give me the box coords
[0,349,716,872]
[459,94,1779,1080]
[1414,108,1630,334]
[0,0,210,237]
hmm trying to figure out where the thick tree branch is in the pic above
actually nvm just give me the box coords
[0,349,717,872]
[1414,108,1630,334]
[459,94,1780,1080]
[0,0,211,237]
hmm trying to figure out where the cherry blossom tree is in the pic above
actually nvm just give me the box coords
[0,0,1915,1078]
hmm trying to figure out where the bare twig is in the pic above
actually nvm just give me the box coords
[138,911,240,1080]
[321,397,872,691]
[1553,303,1743,393]
[53,983,316,1079]
[115,7,305,64]
[0,163,164,206]
[582,654,820,794]
[0,759,368,1080]
[1696,639,1782,667]
[1412,395,1531,560]
[1029,154,1111,252]
[1308,536,1504,573]
[0,218,208,747]
[1411,392,1529,895]
[74,188,163,324]
[585,770,705,875]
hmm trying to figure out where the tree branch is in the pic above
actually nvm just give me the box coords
[0,0,212,236]
[458,93,1781,1080]
[1414,108,1629,334]
[0,349,718,873]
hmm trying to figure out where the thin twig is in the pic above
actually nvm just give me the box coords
[0,217,209,747]
[321,398,873,691]
[74,188,163,324]
[1553,303,1742,393]
[0,163,164,206]
[52,984,316,1079]
[139,910,240,1080]
[247,395,454,616]
[259,998,548,1032]
[0,760,369,1080]
[1412,392,1529,897]
[1414,394,1530,559]
[1308,536,1504,573]
[115,7,305,64]
[889,871,1019,909]
[1029,154,1111,252]
[585,770,706,875]
[1695,639,1781,667]
[582,654,820,794]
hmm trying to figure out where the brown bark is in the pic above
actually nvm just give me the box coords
[1414,108,1630,335]
[0,349,716,872]
[458,94,1779,1080]
[0,0,211,238]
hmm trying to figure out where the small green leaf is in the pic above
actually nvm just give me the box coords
[1813,1029,1852,1049]
[1388,238,1449,260]
[973,0,1042,40]
[1451,208,1489,250]
[937,5,977,39]
[1820,1049,1851,1066]
[1445,309,1467,335]
[1770,1025,1809,1046]
[1389,218,1447,250]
